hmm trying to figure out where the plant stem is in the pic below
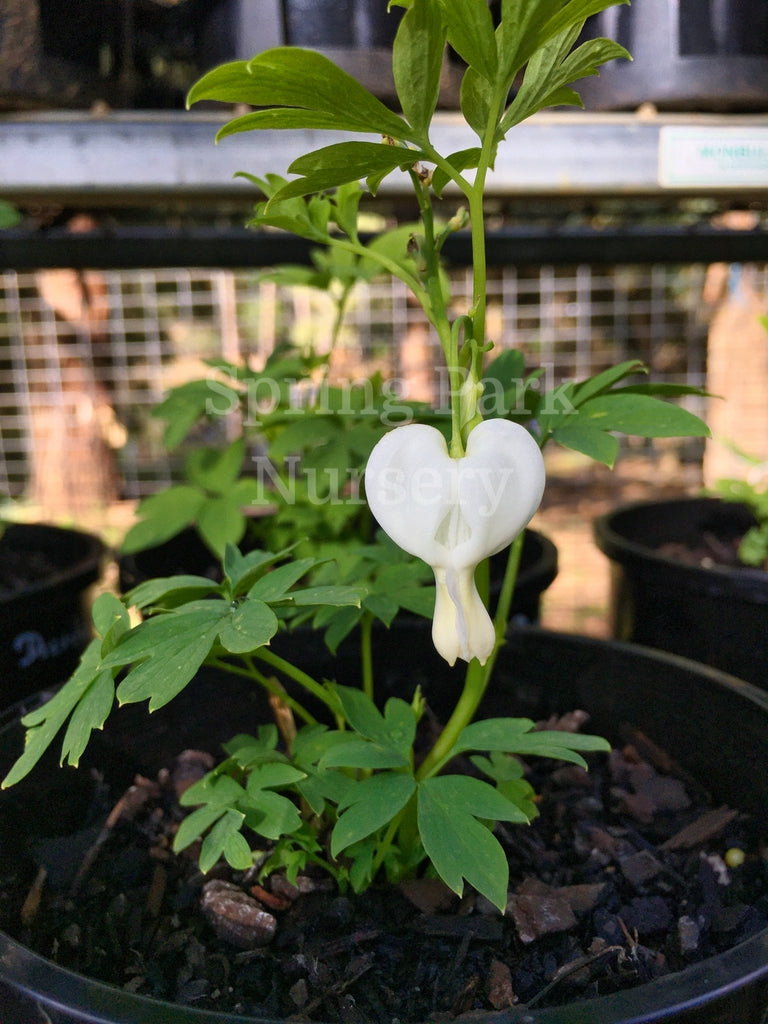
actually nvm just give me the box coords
[252,647,337,716]
[359,610,374,701]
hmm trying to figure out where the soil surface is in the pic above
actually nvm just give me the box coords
[1,717,766,1022]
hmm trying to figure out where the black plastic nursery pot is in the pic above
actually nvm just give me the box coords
[0,523,104,706]
[593,497,768,690]
[1,625,768,1024]
[118,526,558,627]
[577,0,768,110]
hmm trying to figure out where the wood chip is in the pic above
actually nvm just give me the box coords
[661,806,739,851]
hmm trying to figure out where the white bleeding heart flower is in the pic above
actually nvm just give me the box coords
[364,418,545,666]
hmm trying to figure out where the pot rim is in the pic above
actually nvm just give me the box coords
[593,496,768,595]
[0,523,105,606]
[2,629,767,1024]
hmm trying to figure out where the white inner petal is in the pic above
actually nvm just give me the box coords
[434,499,472,550]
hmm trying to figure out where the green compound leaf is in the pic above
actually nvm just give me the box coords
[188,49,410,140]
[59,670,115,771]
[217,598,279,654]
[173,804,231,855]
[273,142,425,202]
[417,775,530,910]
[393,0,446,137]
[552,421,620,467]
[2,638,109,787]
[200,808,248,874]
[575,392,711,439]
[125,575,221,612]
[439,0,498,82]
[333,686,416,755]
[246,558,316,602]
[153,378,234,449]
[455,717,611,768]
[111,605,230,710]
[331,772,416,857]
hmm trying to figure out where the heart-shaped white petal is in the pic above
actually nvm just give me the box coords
[364,419,545,665]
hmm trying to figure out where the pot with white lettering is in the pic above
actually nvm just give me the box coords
[0,523,104,704]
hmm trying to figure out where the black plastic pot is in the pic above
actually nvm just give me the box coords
[2,625,768,1023]
[0,523,104,706]
[594,496,768,689]
[578,0,768,110]
[118,526,558,626]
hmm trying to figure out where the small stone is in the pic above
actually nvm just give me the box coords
[619,849,664,888]
[200,879,277,949]
[559,882,607,914]
[399,877,457,914]
[678,915,700,954]
[289,977,309,1008]
[619,896,673,937]
[487,958,516,1009]
[610,786,655,824]
[170,750,215,801]
[507,891,577,944]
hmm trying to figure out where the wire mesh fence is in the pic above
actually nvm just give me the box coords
[0,261,723,513]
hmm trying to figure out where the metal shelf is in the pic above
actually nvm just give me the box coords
[3,224,768,270]
[1,110,768,206]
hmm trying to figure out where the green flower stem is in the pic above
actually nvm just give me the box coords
[359,610,374,701]
[205,655,318,726]
[415,531,525,782]
[491,530,526,644]
[409,168,464,457]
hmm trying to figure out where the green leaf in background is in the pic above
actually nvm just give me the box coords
[393,0,446,137]
[186,439,245,493]
[197,495,248,556]
[417,775,527,910]
[153,378,233,449]
[0,201,21,228]
[291,585,364,608]
[120,485,206,554]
